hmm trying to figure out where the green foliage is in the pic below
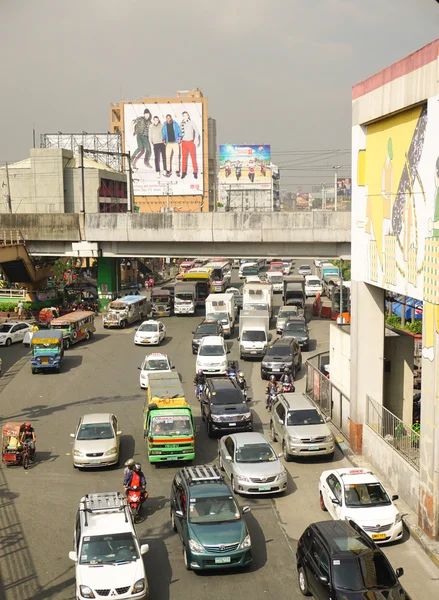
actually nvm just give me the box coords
[0,299,61,313]
[51,259,70,283]
[385,314,402,329]
[385,314,422,335]
[216,202,224,208]
[332,259,351,281]
[404,321,422,335]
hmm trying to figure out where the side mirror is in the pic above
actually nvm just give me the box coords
[242,506,251,514]
[68,551,77,562]
[117,430,122,436]
[135,328,138,331]
[395,567,404,578]
[317,574,329,585]
[225,455,232,462]
[171,365,175,369]
[325,416,330,422]
[227,349,231,354]
[138,366,141,370]
[331,498,341,506]
[268,333,272,341]
[392,494,399,501]
[175,510,184,518]
[237,337,240,341]
[191,331,195,334]
[278,452,283,458]
[140,544,149,555]
[70,433,75,438]
[278,419,284,425]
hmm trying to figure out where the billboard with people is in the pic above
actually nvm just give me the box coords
[123,103,204,196]
[219,145,271,186]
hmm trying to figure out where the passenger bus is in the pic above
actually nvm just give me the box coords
[204,260,232,293]
[182,268,214,305]
[176,260,195,280]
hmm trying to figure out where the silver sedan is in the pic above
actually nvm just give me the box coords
[218,431,287,495]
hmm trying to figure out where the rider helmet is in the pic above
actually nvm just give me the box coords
[133,463,142,472]
[238,371,245,378]
[25,423,32,428]
[284,367,291,373]
[230,361,236,369]
[197,369,204,375]
[125,458,135,468]
[269,375,276,382]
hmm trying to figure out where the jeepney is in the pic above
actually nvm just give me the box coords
[31,329,64,374]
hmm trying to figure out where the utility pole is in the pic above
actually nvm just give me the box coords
[3,162,12,213]
[337,258,345,324]
[126,150,133,213]
[79,144,85,213]
[333,165,341,211]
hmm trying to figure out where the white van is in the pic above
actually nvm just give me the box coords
[305,275,323,298]
[196,335,228,375]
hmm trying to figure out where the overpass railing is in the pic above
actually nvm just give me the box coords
[1,229,26,246]
[305,357,350,440]
[0,288,27,298]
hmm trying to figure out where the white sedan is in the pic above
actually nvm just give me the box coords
[319,467,403,544]
[0,322,31,346]
[139,352,173,389]
[134,320,166,346]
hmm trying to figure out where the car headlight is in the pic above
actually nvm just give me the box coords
[243,413,252,420]
[211,415,222,422]
[188,538,204,553]
[395,512,402,524]
[140,373,147,379]
[132,578,145,594]
[237,474,250,482]
[105,447,117,456]
[323,435,334,442]
[73,449,84,457]
[290,437,301,444]
[239,534,251,549]
[79,586,95,599]
[277,469,287,480]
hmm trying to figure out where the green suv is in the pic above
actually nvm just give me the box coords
[170,465,253,571]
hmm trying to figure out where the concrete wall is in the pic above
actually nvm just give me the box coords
[0,213,81,241]
[363,424,419,514]
[329,324,350,398]
[384,332,414,424]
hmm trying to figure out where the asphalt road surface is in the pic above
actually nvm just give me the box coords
[0,264,438,600]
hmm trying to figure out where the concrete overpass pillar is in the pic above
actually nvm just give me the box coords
[97,257,119,311]
[349,281,385,452]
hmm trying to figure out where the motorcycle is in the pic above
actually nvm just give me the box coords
[237,376,249,401]
[126,486,146,522]
[279,380,295,394]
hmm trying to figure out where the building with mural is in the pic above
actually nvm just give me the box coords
[349,39,439,539]
[110,89,217,213]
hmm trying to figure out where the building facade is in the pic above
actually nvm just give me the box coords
[350,39,439,538]
[110,89,216,213]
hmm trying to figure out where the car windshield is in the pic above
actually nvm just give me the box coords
[287,409,324,426]
[142,358,169,371]
[189,495,241,524]
[306,279,320,286]
[244,303,268,311]
[344,482,391,507]
[152,296,168,304]
[236,443,277,463]
[77,423,114,440]
[176,293,193,301]
[265,345,291,357]
[300,265,310,271]
[150,415,192,436]
[242,331,266,342]
[278,309,297,318]
[0,324,13,333]
[268,276,283,283]
[213,390,244,404]
[33,343,58,350]
[206,312,228,322]
[284,323,306,333]
[333,552,397,591]
[243,268,258,275]
[196,324,218,335]
[138,323,158,332]
[79,533,139,565]
[200,345,224,356]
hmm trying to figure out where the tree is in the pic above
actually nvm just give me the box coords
[52,259,70,283]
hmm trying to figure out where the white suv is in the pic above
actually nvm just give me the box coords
[69,492,150,600]
[196,335,228,375]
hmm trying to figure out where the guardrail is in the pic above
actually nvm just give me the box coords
[305,359,350,440]
[366,396,420,471]
[0,288,27,298]
[1,229,26,246]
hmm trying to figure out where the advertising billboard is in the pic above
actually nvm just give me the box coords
[219,145,271,185]
[296,192,310,210]
[123,103,204,196]
[337,177,351,198]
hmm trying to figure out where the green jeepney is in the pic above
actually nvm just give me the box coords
[144,372,195,463]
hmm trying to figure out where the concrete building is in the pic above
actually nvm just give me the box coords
[341,38,439,539]
[110,89,216,213]
[218,163,280,211]
[0,148,128,214]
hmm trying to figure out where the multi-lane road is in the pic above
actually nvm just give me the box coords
[0,265,438,600]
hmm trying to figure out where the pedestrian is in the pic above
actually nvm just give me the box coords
[17,300,24,321]
[148,277,154,289]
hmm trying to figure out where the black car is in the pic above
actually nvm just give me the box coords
[261,339,302,380]
[201,377,253,438]
[281,317,310,351]
[192,319,224,354]
[296,520,410,599]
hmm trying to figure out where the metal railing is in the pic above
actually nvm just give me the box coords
[305,360,350,440]
[0,288,27,298]
[366,396,420,471]
[1,230,26,246]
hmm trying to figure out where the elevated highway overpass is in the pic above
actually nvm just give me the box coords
[0,212,351,259]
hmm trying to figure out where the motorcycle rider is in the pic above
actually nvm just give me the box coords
[227,361,238,378]
[124,458,135,476]
[280,367,295,392]
[265,375,278,410]
[236,370,246,390]
[123,463,148,505]
[20,422,36,459]
[194,369,206,399]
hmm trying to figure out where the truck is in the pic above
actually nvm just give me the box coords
[265,270,284,293]
[282,275,306,313]
[144,372,195,463]
[242,282,273,318]
[238,309,270,360]
[322,274,342,299]
[174,282,198,315]
[319,262,340,281]
[205,292,237,337]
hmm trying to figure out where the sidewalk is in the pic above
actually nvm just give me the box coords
[334,431,439,570]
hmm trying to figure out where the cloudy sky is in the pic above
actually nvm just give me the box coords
[1,0,439,190]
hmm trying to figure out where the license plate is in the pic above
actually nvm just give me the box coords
[208,369,216,372]
[372,533,387,540]
[215,556,231,564]
[273,368,280,372]
[142,340,150,343]
[258,485,271,491]
[90,459,101,464]
[250,351,257,354]
[158,312,164,315]
[228,423,236,427]
[310,446,320,451]
[166,456,175,460]
[42,358,49,364]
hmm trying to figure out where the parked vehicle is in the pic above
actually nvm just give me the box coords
[31,329,64,374]
[134,320,166,346]
[276,306,299,333]
[144,372,195,463]
[201,377,253,437]
[219,431,286,495]
[261,338,301,380]
[51,311,95,350]
[192,319,224,354]
[69,492,150,599]
[238,310,270,359]
[196,335,228,375]
[151,289,173,317]
[205,293,237,337]
[270,393,334,460]
[174,282,197,315]
[266,271,284,293]
[102,295,150,328]
[304,275,323,298]
[70,413,122,468]
[170,465,252,571]
[0,322,31,346]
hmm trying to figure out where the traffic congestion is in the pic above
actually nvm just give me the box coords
[0,257,436,600]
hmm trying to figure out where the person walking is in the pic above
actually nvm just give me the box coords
[132,108,153,170]
[180,111,200,179]
[17,300,24,321]
[149,116,167,177]
[162,115,182,178]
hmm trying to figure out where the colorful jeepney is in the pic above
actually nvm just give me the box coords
[31,329,64,374]
[50,311,95,350]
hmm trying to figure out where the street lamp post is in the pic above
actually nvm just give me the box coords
[333,165,341,212]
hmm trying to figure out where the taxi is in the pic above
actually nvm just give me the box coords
[138,353,173,389]
[318,467,403,544]
[134,320,166,346]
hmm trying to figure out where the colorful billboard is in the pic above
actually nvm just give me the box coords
[296,192,310,210]
[219,145,271,185]
[337,177,351,198]
[123,103,204,196]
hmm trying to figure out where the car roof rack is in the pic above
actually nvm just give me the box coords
[183,465,223,484]
[80,492,129,527]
